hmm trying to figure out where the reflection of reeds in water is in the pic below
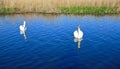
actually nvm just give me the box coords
[0,0,120,12]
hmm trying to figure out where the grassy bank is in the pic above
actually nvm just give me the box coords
[0,8,16,13]
[58,7,118,14]
[0,0,120,14]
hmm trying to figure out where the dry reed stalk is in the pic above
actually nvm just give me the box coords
[0,0,120,12]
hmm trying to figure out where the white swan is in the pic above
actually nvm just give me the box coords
[19,21,27,40]
[74,25,83,39]
[19,21,26,34]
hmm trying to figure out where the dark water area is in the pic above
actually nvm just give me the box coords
[0,14,120,69]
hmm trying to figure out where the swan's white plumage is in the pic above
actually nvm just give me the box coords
[74,26,83,39]
[19,21,26,34]
[74,30,78,38]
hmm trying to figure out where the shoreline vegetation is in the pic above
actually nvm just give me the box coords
[0,0,120,15]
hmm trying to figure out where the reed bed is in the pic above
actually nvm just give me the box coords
[0,0,120,14]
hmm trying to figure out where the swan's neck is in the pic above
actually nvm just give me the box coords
[23,21,26,27]
[78,27,80,34]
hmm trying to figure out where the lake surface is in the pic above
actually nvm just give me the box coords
[0,14,120,69]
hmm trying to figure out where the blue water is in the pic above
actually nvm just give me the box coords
[0,14,120,69]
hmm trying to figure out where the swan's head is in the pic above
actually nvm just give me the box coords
[23,21,26,25]
[23,21,26,27]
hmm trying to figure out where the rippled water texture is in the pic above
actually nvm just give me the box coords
[0,14,120,69]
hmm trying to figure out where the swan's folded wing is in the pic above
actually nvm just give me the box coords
[79,31,83,38]
[74,31,78,38]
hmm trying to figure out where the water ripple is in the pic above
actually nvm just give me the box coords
[0,15,120,69]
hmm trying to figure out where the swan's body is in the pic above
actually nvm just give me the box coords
[19,21,27,40]
[19,21,26,34]
[74,26,83,39]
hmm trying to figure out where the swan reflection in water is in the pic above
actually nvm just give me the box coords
[20,30,27,40]
[19,21,27,40]
[74,38,83,50]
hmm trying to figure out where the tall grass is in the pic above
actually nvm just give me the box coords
[59,7,117,14]
[0,0,120,13]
